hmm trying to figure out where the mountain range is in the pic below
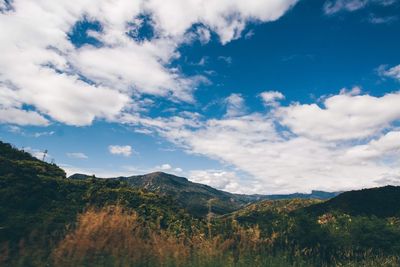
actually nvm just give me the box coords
[69,172,340,217]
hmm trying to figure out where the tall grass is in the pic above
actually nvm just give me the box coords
[51,205,400,267]
[0,204,394,267]
[52,205,305,267]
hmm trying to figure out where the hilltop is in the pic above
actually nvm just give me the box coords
[304,185,400,218]
[71,172,248,217]
[69,172,339,217]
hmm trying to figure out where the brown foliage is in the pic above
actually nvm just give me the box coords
[52,205,189,267]
[52,205,274,267]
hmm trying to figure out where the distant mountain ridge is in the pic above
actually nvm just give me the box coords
[70,172,248,217]
[69,172,340,217]
[304,185,400,218]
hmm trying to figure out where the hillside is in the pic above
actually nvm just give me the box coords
[69,172,338,217]
[71,172,248,217]
[0,141,193,265]
[304,185,400,218]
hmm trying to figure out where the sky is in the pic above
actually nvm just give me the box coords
[1,0,400,194]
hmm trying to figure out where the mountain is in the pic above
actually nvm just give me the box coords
[70,172,248,217]
[304,185,400,218]
[69,172,339,217]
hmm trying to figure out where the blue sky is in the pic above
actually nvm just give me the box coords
[1,0,400,194]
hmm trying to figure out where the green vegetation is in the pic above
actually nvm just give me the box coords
[0,141,192,266]
[70,171,338,218]
[304,185,400,217]
[1,140,400,266]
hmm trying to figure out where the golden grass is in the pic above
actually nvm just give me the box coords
[51,205,279,267]
[51,205,400,267]
[52,205,191,267]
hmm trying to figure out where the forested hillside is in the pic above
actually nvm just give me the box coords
[68,172,338,218]
[0,141,194,266]
[304,185,400,217]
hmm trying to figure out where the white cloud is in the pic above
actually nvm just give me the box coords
[218,56,233,64]
[0,108,49,126]
[378,64,400,81]
[24,147,51,161]
[5,125,22,134]
[159,163,172,170]
[323,0,368,14]
[339,86,361,96]
[323,0,397,15]
[196,27,211,44]
[154,163,184,175]
[368,15,398,24]
[225,93,246,117]
[108,145,133,157]
[34,131,55,138]
[120,90,400,194]
[260,91,285,107]
[67,152,88,159]
[0,0,297,126]
[277,91,400,141]
[145,0,298,44]
[244,30,255,40]
[189,170,243,193]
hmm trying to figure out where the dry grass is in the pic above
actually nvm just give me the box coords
[52,205,283,267]
[53,205,191,267]
[51,205,400,267]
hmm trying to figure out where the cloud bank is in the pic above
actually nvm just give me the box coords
[0,0,298,126]
[120,89,400,194]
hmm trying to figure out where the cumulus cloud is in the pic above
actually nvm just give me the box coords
[108,145,133,157]
[344,131,400,161]
[260,91,285,107]
[339,86,361,96]
[158,163,172,170]
[0,108,49,126]
[145,0,299,44]
[277,91,400,141]
[67,152,88,159]
[120,90,400,194]
[0,0,297,126]
[225,93,246,117]
[189,170,243,193]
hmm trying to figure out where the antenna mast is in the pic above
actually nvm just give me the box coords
[42,149,48,161]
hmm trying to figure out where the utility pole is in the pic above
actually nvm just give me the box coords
[42,149,48,162]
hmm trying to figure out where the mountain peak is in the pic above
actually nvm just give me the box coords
[142,171,188,181]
